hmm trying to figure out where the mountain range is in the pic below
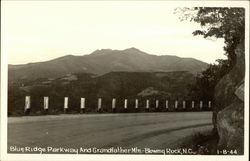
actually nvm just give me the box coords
[8,48,211,115]
[8,48,208,82]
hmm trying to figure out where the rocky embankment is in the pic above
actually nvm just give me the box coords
[214,41,245,154]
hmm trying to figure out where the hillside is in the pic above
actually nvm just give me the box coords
[8,48,208,82]
[8,71,198,115]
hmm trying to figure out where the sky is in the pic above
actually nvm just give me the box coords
[2,1,227,65]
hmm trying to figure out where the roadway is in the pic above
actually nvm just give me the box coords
[8,112,213,154]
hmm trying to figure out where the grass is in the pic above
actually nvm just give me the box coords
[179,129,219,155]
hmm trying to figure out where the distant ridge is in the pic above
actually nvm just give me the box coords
[8,48,208,82]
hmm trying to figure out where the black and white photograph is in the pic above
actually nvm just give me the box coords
[1,1,249,161]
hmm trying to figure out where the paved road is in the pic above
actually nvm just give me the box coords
[8,112,212,153]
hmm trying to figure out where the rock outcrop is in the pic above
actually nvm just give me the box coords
[213,41,245,154]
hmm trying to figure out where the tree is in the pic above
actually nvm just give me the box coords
[175,7,245,67]
[188,59,231,101]
[175,7,245,101]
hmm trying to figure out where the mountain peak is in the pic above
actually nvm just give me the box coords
[90,49,113,55]
[123,47,148,55]
[124,47,140,51]
[90,47,147,56]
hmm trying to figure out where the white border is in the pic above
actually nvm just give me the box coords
[1,1,249,161]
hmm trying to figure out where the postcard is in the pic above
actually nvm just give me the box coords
[1,1,249,161]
